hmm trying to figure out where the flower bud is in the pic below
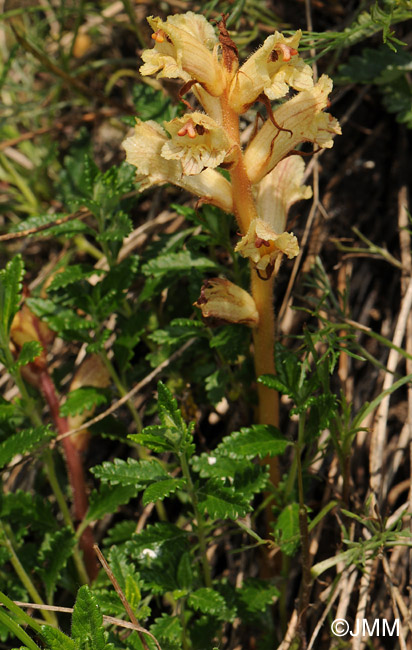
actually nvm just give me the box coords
[194,278,259,327]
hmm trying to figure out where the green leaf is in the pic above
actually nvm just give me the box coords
[0,426,54,470]
[273,503,300,556]
[60,387,108,417]
[150,614,182,650]
[0,491,56,532]
[191,454,250,479]
[176,552,192,590]
[142,478,186,506]
[86,484,138,523]
[96,211,132,242]
[0,255,24,342]
[197,479,251,520]
[37,528,75,602]
[126,523,188,558]
[188,588,230,620]
[41,626,76,650]
[336,45,412,85]
[107,547,141,610]
[47,265,101,292]
[91,458,168,486]
[142,251,218,278]
[27,298,95,339]
[157,381,184,431]
[216,425,289,460]
[11,341,43,371]
[71,586,106,650]
[235,578,279,620]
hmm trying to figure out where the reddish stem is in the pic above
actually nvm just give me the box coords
[39,371,98,581]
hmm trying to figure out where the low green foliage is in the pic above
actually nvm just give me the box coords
[1,1,411,649]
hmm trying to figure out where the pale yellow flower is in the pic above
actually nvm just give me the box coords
[140,13,224,96]
[235,219,299,278]
[229,30,313,114]
[162,112,232,175]
[122,119,233,213]
[194,278,259,327]
[244,75,341,184]
[255,155,312,233]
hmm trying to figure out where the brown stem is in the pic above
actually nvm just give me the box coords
[39,371,98,581]
[219,88,280,497]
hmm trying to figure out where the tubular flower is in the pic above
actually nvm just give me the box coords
[194,278,259,327]
[162,113,233,175]
[122,119,233,213]
[244,75,341,184]
[140,13,224,96]
[255,155,312,233]
[235,219,299,278]
[229,30,313,113]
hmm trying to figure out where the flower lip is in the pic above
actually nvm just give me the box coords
[161,112,232,176]
[234,219,299,279]
[140,13,224,96]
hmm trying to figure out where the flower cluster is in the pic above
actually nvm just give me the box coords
[122,12,340,327]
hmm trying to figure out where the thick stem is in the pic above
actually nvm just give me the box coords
[220,86,280,488]
[38,371,98,581]
[251,272,279,431]
[220,91,257,234]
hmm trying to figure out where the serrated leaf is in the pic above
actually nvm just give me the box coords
[197,479,251,520]
[176,552,192,590]
[216,425,289,460]
[71,586,106,650]
[0,426,54,469]
[126,523,187,558]
[236,578,279,615]
[191,453,250,479]
[232,464,270,498]
[0,490,56,532]
[27,298,95,338]
[41,626,76,650]
[142,251,218,278]
[142,478,186,506]
[150,614,183,648]
[47,265,100,291]
[86,484,138,523]
[156,382,183,429]
[273,503,300,556]
[108,547,141,610]
[38,527,75,602]
[129,427,175,453]
[60,387,108,417]
[0,255,24,341]
[96,212,132,242]
[188,588,229,620]
[91,458,168,486]
[11,341,43,371]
